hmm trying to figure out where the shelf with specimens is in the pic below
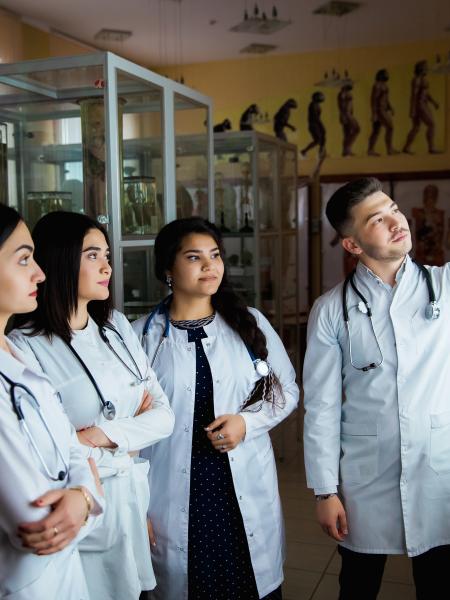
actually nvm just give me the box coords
[0,52,213,319]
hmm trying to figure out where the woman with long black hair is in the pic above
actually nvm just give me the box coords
[10,211,174,600]
[133,217,299,600]
[0,204,103,599]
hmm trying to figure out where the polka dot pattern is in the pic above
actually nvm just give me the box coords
[173,324,259,599]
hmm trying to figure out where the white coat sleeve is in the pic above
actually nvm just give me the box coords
[0,399,51,552]
[303,297,342,494]
[239,310,299,442]
[98,374,174,453]
[97,312,175,453]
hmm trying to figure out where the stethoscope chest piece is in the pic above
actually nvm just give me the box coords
[254,359,270,377]
[357,301,368,315]
[102,400,116,420]
[425,301,440,320]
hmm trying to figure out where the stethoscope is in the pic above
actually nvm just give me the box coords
[142,296,270,377]
[63,324,151,421]
[343,260,440,372]
[0,370,69,481]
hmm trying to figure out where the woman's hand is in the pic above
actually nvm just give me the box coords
[135,390,153,416]
[205,414,246,452]
[316,495,348,542]
[77,426,116,449]
[18,487,92,555]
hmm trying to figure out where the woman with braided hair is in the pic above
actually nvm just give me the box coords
[133,217,299,600]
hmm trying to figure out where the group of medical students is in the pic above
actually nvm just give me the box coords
[0,203,298,600]
[2,174,449,600]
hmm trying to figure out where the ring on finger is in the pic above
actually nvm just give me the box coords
[53,527,58,537]
[216,433,225,440]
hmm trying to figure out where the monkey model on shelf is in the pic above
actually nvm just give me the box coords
[273,98,298,141]
[213,119,232,133]
[239,104,260,131]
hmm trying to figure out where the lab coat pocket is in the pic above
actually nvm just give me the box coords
[340,421,378,485]
[131,456,151,522]
[79,475,122,552]
[429,411,450,475]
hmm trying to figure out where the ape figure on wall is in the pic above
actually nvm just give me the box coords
[240,104,260,131]
[403,60,440,154]
[337,83,360,156]
[368,69,397,156]
[301,92,326,157]
[273,98,298,141]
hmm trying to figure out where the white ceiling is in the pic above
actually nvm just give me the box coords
[2,0,450,67]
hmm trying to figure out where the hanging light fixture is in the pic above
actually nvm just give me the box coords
[230,3,291,34]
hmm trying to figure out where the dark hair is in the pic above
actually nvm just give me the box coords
[0,204,22,249]
[154,217,284,410]
[375,68,389,82]
[326,177,383,236]
[16,211,112,343]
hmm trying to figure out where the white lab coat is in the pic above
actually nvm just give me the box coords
[0,340,103,600]
[303,256,450,557]
[133,308,299,599]
[9,310,175,600]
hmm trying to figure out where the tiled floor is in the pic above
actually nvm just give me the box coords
[273,412,416,600]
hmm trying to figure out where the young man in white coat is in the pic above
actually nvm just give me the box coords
[303,177,450,600]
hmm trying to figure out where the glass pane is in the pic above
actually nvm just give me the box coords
[281,233,298,366]
[174,94,208,219]
[280,148,297,230]
[223,234,255,306]
[258,143,276,232]
[119,70,164,239]
[122,246,164,320]
[0,66,107,226]
[260,236,277,324]
[214,147,253,233]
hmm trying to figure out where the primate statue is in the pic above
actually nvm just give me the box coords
[273,98,298,141]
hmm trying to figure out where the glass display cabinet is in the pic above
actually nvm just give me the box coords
[0,52,214,318]
[213,131,305,373]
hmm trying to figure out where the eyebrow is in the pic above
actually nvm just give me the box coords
[82,246,110,252]
[182,247,219,254]
[14,244,33,253]
[364,202,397,224]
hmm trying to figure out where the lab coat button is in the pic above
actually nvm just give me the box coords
[187,387,192,392]
[181,507,186,513]
[230,457,234,461]
[187,346,192,351]
[239,495,242,500]
[181,468,187,474]
[184,426,189,432]
[249,533,254,537]
[216,379,220,384]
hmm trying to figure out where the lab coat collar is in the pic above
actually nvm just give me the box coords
[0,338,46,382]
[150,310,227,344]
[355,255,411,289]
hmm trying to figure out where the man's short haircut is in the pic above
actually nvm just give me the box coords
[326,177,383,236]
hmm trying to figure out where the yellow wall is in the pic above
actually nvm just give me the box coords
[0,8,89,64]
[162,39,450,177]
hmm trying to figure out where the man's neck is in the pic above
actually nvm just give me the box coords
[359,255,406,287]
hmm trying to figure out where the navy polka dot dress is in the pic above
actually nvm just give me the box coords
[172,322,260,600]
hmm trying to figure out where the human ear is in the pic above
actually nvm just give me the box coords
[342,237,363,256]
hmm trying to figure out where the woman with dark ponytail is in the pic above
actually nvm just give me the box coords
[133,217,299,600]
